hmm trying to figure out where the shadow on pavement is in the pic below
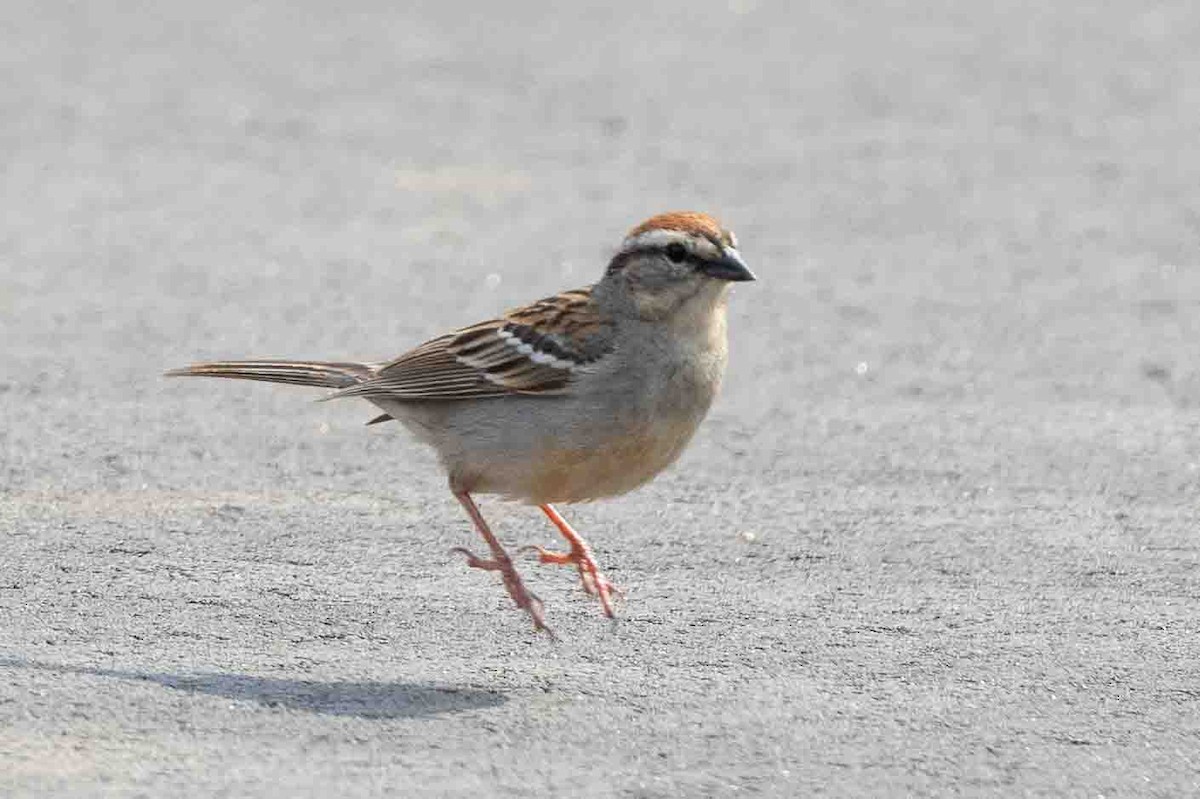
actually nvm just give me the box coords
[0,657,507,719]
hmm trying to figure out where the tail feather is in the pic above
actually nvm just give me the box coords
[365,412,395,425]
[164,360,375,390]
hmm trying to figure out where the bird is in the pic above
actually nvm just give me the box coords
[166,211,754,635]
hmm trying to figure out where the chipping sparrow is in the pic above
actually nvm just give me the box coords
[167,211,754,635]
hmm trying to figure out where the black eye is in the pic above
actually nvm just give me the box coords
[664,242,687,263]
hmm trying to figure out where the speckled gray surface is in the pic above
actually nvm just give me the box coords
[2,1,1199,796]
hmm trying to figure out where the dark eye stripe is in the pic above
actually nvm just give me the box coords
[606,243,712,274]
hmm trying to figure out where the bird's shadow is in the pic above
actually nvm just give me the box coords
[0,656,506,720]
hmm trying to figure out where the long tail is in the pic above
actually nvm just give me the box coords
[164,360,375,389]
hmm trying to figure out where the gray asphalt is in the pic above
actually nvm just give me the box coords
[3,1,1199,796]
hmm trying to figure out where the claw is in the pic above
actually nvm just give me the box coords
[451,546,501,571]
[524,513,621,620]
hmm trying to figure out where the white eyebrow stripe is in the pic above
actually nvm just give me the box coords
[624,229,690,249]
[622,228,724,258]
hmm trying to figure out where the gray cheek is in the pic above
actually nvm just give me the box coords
[631,291,680,321]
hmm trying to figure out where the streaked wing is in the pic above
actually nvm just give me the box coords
[326,287,613,402]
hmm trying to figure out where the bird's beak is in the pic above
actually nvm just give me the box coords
[703,249,756,282]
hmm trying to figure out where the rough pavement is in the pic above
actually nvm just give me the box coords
[2,1,1199,795]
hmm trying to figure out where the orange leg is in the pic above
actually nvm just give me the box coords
[451,492,553,637]
[527,504,619,619]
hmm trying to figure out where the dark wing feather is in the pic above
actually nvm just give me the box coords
[324,287,613,403]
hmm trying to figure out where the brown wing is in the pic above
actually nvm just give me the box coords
[325,287,614,402]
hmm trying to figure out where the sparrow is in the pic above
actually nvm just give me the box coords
[166,211,754,635]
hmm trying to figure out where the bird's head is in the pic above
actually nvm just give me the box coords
[598,211,754,321]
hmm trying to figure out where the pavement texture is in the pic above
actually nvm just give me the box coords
[2,1,1199,796]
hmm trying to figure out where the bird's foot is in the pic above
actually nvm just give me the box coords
[523,544,620,619]
[451,547,554,637]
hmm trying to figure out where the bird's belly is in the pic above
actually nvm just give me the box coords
[502,417,701,503]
